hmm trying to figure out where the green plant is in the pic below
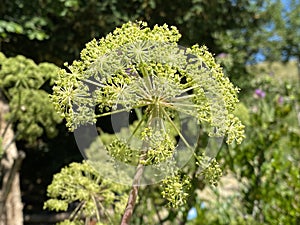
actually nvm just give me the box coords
[44,161,128,225]
[0,52,62,145]
[49,21,244,224]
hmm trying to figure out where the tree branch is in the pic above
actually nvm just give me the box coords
[0,151,25,217]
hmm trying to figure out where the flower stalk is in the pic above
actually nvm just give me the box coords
[120,163,144,225]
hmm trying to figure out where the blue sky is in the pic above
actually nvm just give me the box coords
[281,0,292,11]
[254,0,295,62]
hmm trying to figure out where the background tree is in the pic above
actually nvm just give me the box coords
[0,53,61,225]
[0,0,268,69]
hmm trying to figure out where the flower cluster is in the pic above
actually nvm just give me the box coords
[195,153,223,186]
[161,172,191,208]
[50,21,245,206]
[44,161,128,224]
[140,127,175,165]
[51,21,244,140]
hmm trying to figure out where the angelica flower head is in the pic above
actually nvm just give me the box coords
[51,21,244,186]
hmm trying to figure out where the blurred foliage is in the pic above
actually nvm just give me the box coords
[0,0,274,84]
[247,60,298,82]
[0,52,62,145]
[187,72,300,225]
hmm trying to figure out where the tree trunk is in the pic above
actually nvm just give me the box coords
[0,93,24,225]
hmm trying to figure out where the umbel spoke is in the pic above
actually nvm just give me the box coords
[161,107,191,149]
